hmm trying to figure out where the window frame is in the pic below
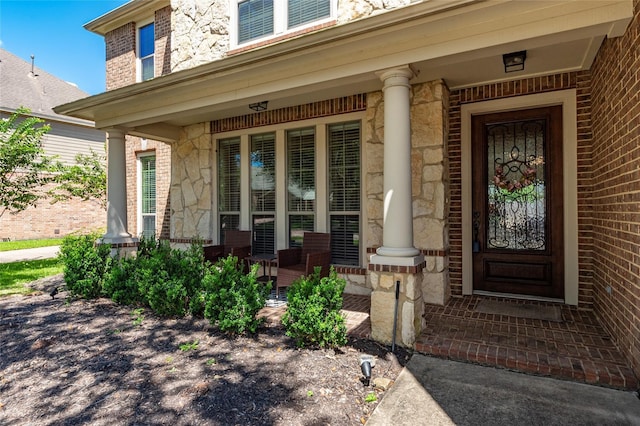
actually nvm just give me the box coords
[213,112,364,265]
[137,153,157,238]
[230,0,336,49]
[136,19,155,82]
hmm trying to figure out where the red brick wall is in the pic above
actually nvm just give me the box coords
[0,185,105,240]
[105,22,136,91]
[155,6,172,77]
[589,0,640,376]
[124,137,172,240]
[105,9,173,240]
[448,72,594,307]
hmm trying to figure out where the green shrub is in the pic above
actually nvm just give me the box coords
[58,233,112,299]
[103,237,206,317]
[203,255,270,334]
[102,254,140,305]
[281,267,347,349]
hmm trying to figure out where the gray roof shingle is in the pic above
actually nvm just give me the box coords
[0,48,92,122]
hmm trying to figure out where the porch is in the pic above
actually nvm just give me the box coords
[261,294,639,391]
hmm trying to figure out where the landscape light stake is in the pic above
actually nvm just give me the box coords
[392,280,400,353]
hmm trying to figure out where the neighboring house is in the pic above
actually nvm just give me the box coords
[55,0,640,377]
[0,48,106,240]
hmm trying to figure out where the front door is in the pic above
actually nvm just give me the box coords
[472,106,564,299]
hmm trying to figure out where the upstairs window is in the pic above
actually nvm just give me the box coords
[235,0,333,46]
[288,0,330,28]
[238,0,274,44]
[138,22,155,81]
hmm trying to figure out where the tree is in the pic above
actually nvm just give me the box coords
[48,148,107,209]
[0,108,55,218]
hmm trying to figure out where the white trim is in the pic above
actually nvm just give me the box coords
[137,152,156,238]
[213,111,365,260]
[136,18,154,83]
[461,89,579,305]
[229,0,336,50]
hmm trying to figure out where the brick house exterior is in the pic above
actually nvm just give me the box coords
[56,0,640,378]
[0,48,106,240]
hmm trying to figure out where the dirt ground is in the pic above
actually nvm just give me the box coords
[0,275,410,425]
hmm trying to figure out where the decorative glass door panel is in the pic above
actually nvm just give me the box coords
[472,107,564,299]
[487,120,546,251]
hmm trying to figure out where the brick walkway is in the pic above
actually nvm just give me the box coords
[261,293,638,390]
[415,296,639,390]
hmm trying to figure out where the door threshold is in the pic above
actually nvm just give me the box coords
[473,290,564,304]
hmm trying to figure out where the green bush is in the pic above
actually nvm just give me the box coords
[102,254,140,305]
[58,233,112,299]
[203,255,270,334]
[281,267,347,349]
[105,237,206,317]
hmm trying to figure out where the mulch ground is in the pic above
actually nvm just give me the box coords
[0,275,410,425]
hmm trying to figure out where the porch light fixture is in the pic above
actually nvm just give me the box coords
[249,101,268,112]
[502,50,527,73]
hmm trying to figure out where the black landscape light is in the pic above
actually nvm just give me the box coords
[360,354,374,387]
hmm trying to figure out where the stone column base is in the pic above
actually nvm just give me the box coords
[368,258,425,347]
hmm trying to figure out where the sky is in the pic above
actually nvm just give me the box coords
[1,0,130,95]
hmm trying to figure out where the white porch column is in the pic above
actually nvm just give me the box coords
[372,66,421,263]
[102,129,135,244]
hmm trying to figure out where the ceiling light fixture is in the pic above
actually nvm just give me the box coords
[249,101,268,112]
[502,50,527,73]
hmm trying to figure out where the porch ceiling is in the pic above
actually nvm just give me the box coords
[54,0,633,143]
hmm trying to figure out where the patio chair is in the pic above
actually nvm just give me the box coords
[203,230,252,266]
[276,232,331,293]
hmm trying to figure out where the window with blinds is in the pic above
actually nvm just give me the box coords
[238,0,274,44]
[329,121,360,265]
[139,22,154,81]
[251,134,276,255]
[288,0,330,28]
[140,155,156,238]
[218,138,241,240]
[287,128,315,247]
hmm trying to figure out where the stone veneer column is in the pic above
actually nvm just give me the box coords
[373,66,421,260]
[369,66,425,348]
[102,129,135,245]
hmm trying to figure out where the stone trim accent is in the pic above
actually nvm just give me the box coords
[367,246,445,257]
[210,94,367,133]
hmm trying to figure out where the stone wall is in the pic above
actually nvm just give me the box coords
[170,123,213,240]
[171,0,229,72]
[337,0,412,23]
[365,80,450,306]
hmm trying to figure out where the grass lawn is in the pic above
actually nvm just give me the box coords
[0,238,63,252]
[0,258,63,297]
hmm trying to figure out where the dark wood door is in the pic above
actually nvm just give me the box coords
[472,106,564,299]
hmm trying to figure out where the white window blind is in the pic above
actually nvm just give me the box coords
[218,138,241,239]
[288,0,330,28]
[140,155,156,238]
[238,0,274,44]
[287,128,315,247]
[329,121,361,266]
[251,134,276,255]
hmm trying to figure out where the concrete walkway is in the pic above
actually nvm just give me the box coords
[0,246,59,263]
[367,354,640,425]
